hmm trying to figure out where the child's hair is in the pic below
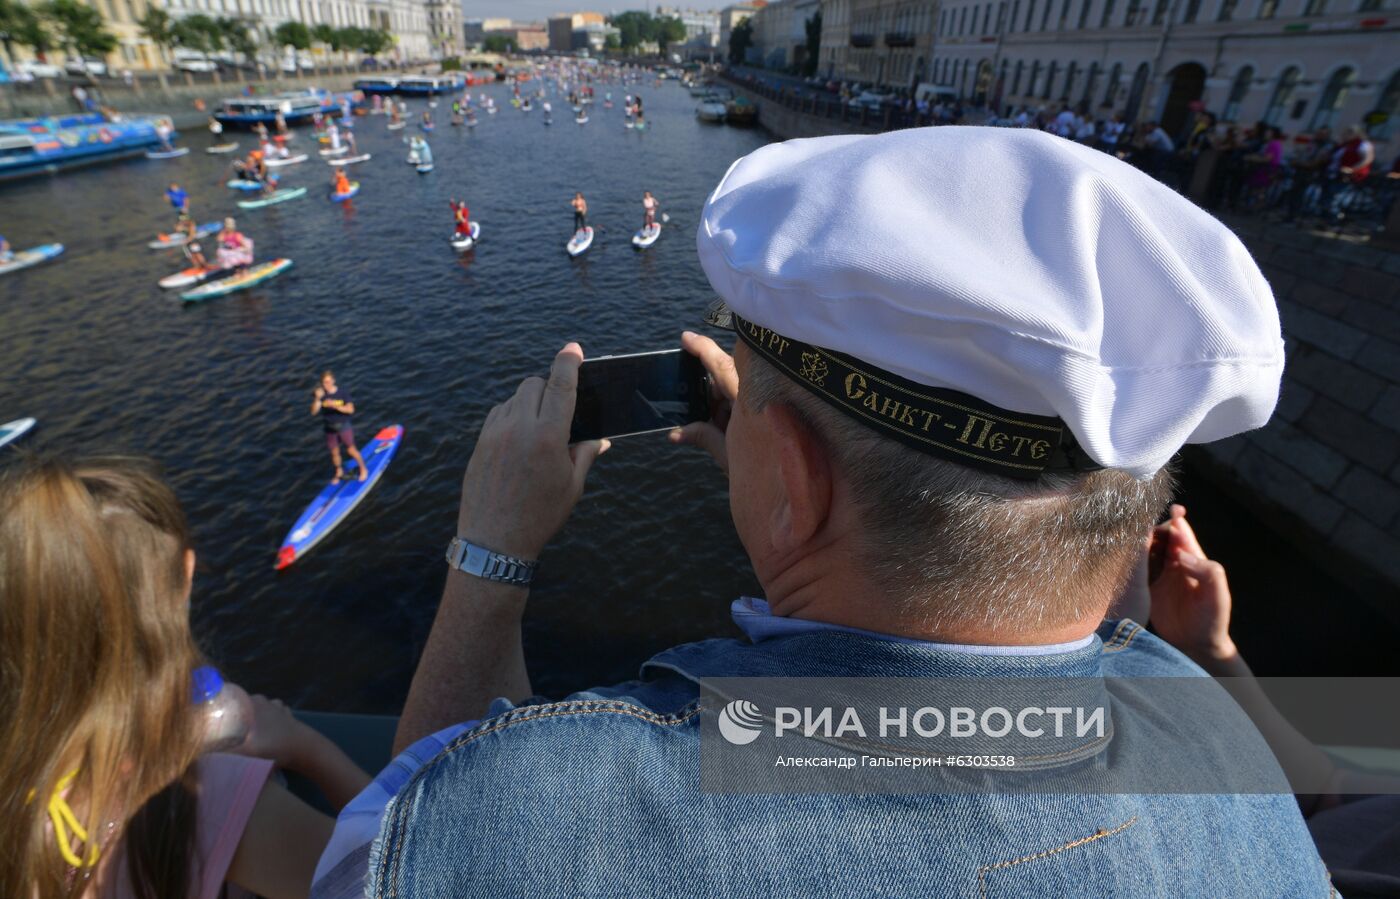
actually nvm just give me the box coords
[0,457,205,898]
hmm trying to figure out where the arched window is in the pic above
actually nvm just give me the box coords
[1264,66,1300,125]
[1124,62,1150,119]
[1040,0,1054,27]
[1372,69,1400,139]
[1310,66,1355,130]
[1064,61,1079,100]
[1152,0,1169,23]
[1082,61,1100,107]
[1223,64,1254,121]
[1043,61,1058,98]
[1058,0,1072,28]
[1012,59,1024,94]
[1029,60,1042,96]
[1257,0,1278,16]
[1078,0,1093,27]
[1103,61,1122,106]
[1302,0,1326,13]
[1024,0,1037,29]
[1182,0,1201,22]
[1100,0,1117,25]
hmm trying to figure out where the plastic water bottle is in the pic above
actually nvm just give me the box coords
[192,666,254,753]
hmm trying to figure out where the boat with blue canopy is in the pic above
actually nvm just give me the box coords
[0,113,177,183]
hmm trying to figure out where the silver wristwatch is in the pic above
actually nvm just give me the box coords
[445,537,539,586]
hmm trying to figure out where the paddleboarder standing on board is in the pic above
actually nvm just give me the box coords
[571,192,588,236]
[312,370,367,483]
[642,191,659,231]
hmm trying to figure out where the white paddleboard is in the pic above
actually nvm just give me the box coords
[328,154,372,165]
[207,143,240,154]
[450,221,481,251]
[146,147,190,159]
[319,145,348,157]
[632,222,661,248]
[387,121,406,130]
[567,226,594,257]
[0,417,36,449]
[266,153,308,167]
[416,163,434,174]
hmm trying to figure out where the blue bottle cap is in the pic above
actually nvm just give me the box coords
[191,665,224,703]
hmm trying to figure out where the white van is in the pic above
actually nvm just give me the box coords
[914,83,958,105]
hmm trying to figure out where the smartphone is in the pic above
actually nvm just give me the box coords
[570,349,711,443]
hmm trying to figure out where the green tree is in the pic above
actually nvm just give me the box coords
[608,11,652,51]
[217,17,256,66]
[603,32,620,51]
[802,10,821,77]
[482,33,515,54]
[310,23,334,46]
[273,20,311,52]
[136,6,175,65]
[1,0,50,66]
[655,15,685,52]
[356,27,391,57]
[173,12,223,65]
[39,0,116,65]
[728,17,752,65]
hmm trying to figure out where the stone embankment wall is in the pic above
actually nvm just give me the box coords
[2,69,385,127]
[1191,220,1400,606]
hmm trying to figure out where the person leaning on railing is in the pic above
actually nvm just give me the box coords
[312,127,1334,898]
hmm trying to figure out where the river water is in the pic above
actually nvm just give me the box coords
[1,79,1389,713]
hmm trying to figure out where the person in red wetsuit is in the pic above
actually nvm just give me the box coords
[450,200,472,238]
[1333,125,1375,183]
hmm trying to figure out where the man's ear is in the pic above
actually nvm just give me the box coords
[763,403,833,554]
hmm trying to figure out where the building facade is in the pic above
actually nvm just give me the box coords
[914,0,1398,150]
[547,11,604,52]
[749,0,822,69]
[720,1,768,57]
[817,0,937,87]
[424,0,461,57]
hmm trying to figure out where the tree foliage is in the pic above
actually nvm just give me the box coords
[217,17,256,62]
[173,13,222,56]
[607,10,686,54]
[39,0,115,59]
[273,20,310,51]
[728,17,752,65]
[482,33,515,53]
[354,27,391,56]
[802,11,821,77]
[310,22,335,46]
[1,0,50,61]
[136,6,174,60]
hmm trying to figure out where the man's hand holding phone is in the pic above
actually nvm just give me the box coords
[669,331,738,473]
[458,343,610,561]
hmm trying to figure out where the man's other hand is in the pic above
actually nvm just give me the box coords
[458,343,610,560]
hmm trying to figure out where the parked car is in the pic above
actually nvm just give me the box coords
[173,51,218,73]
[850,90,894,110]
[65,58,107,77]
[16,59,63,79]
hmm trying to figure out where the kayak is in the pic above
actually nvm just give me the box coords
[331,182,360,202]
[576,115,589,125]
[566,226,594,257]
[328,153,372,165]
[416,163,433,174]
[450,221,481,251]
[275,424,404,570]
[266,153,309,167]
[146,147,190,159]
[0,243,63,275]
[319,145,348,157]
[158,264,223,289]
[0,417,36,449]
[227,179,264,191]
[238,187,308,209]
[387,121,406,130]
[148,221,220,249]
[181,258,292,301]
[207,143,240,154]
[632,222,661,249]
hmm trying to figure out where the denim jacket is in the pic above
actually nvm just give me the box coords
[363,616,1333,898]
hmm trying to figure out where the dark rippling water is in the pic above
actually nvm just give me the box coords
[2,82,1391,713]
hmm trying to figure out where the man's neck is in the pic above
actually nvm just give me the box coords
[759,547,1104,648]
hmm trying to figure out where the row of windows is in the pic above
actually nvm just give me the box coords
[936,0,1380,36]
[928,54,1400,135]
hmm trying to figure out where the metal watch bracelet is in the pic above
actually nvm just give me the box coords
[445,537,539,586]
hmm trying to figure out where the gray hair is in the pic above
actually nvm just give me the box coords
[740,349,1174,632]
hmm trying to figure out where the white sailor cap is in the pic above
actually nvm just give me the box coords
[697,127,1283,480]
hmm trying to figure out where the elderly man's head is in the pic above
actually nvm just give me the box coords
[725,341,1172,633]
[699,128,1284,636]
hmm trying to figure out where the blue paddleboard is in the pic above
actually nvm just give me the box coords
[275,424,404,569]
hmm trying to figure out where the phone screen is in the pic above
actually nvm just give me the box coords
[570,349,710,443]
